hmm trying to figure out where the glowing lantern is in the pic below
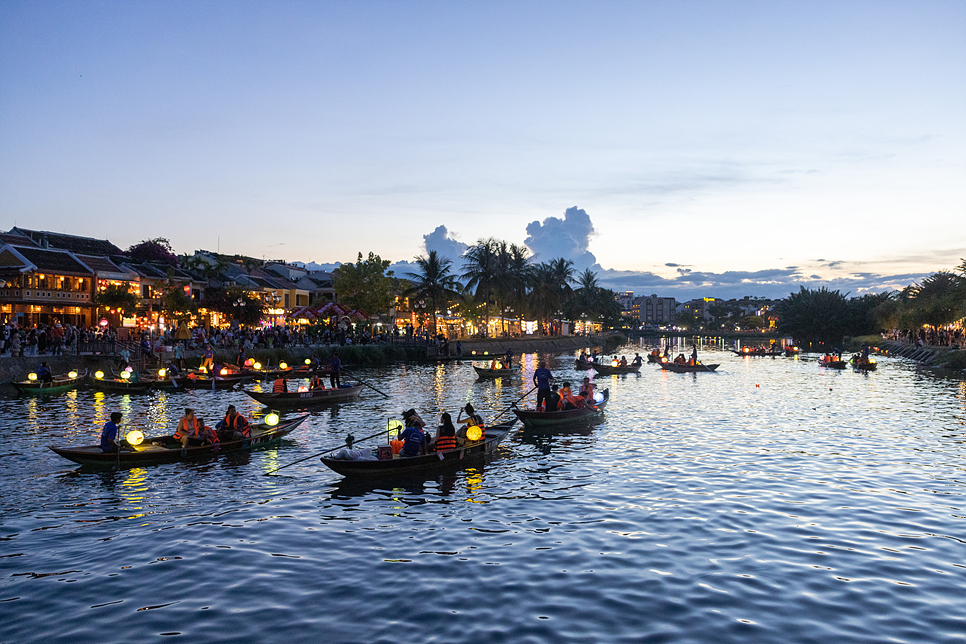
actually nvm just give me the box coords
[466,425,483,441]
[199,366,207,374]
[68,371,78,379]
[220,368,228,376]
[120,371,130,380]
[387,419,403,439]
[279,362,288,370]
[95,370,105,379]
[28,373,37,381]
[304,359,311,365]
[494,362,502,369]
[869,358,877,364]
[593,392,605,403]
[125,366,133,373]
[245,358,254,367]
[471,350,477,355]
[158,368,167,378]
[612,359,619,367]
[264,412,280,427]
[253,362,262,370]
[483,352,488,356]
[126,429,144,446]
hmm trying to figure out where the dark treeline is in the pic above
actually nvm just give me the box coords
[776,260,966,347]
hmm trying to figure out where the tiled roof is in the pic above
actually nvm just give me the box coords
[0,232,37,247]
[14,246,93,275]
[74,254,124,274]
[10,227,123,256]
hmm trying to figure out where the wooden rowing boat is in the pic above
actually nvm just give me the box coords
[574,359,596,370]
[13,370,87,395]
[89,376,154,394]
[784,346,802,356]
[590,362,641,375]
[244,384,364,406]
[659,362,720,373]
[180,374,246,390]
[850,357,878,371]
[512,389,610,428]
[819,358,847,369]
[473,365,519,378]
[733,349,783,357]
[319,420,516,477]
[248,366,331,381]
[49,414,309,467]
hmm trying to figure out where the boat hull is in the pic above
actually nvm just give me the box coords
[50,415,309,467]
[244,384,364,406]
[14,371,87,395]
[512,389,609,427]
[89,378,154,394]
[320,422,516,477]
[473,366,518,378]
[660,363,720,373]
[590,363,640,375]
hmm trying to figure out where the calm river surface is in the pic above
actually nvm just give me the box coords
[1,341,965,644]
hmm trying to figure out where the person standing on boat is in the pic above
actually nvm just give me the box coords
[329,351,342,389]
[201,343,215,372]
[399,409,427,457]
[533,361,555,412]
[690,345,698,366]
[99,412,123,452]
[174,341,185,370]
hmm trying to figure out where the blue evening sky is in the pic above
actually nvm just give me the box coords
[1,1,963,298]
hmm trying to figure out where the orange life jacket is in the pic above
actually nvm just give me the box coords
[434,435,457,452]
[224,413,251,438]
[273,378,287,393]
[390,439,405,454]
[174,416,198,440]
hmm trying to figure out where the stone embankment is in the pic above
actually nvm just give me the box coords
[876,340,966,372]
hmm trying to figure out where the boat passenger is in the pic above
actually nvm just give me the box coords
[561,381,580,409]
[36,362,53,383]
[674,354,687,365]
[578,376,596,399]
[619,356,628,367]
[173,408,199,447]
[218,405,251,441]
[433,413,458,453]
[273,377,288,393]
[399,409,428,457]
[310,375,325,390]
[546,385,562,411]
[456,403,486,443]
[166,361,180,377]
[196,418,219,446]
[100,411,123,452]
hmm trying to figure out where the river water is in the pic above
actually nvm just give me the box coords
[1,342,964,644]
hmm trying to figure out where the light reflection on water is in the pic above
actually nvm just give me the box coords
[0,344,964,643]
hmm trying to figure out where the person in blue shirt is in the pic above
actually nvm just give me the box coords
[328,351,342,388]
[532,361,555,412]
[100,412,123,452]
[36,362,53,383]
[398,409,427,457]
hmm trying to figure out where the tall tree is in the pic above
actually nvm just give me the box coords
[775,286,851,347]
[94,284,140,316]
[405,250,461,335]
[127,238,179,267]
[461,239,499,336]
[332,252,396,315]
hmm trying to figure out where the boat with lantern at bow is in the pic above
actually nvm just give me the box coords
[473,364,519,378]
[319,419,517,477]
[850,355,878,371]
[89,372,154,394]
[733,348,783,357]
[244,383,365,406]
[13,369,88,395]
[512,389,610,428]
[589,361,641,375]
[180,373,247,390]
[49,413,309,467]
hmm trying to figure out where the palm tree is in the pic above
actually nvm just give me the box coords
[461,239,499,336]
[405,250,462,336]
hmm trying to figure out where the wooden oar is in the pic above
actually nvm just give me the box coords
[263,427,392,475]
[490,386,537,423]
[340,369,390,399]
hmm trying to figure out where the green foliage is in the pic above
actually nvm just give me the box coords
[161,283,196,323]
[203,287,265,326]
[95,284,141,316]
[775,286,851,346]
[333,252,396,315]
[127,238,179,267]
